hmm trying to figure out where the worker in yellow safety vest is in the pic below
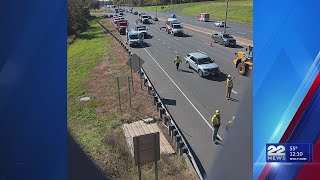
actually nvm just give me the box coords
[226,74,234,100]
[212,110,221,144]
[174,55,182,71]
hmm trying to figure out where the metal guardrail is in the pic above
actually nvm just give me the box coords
[140,67,203,180]
[98,20,203,180]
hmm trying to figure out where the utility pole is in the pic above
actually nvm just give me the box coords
[224,0,229,33]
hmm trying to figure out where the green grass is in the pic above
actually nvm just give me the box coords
[138,0,252,24]
[67,17,112,154]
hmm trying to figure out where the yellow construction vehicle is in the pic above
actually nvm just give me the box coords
[233,45,253,75]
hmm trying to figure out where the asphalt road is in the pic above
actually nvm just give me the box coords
[108,11,252,177]
[136,9,252,40]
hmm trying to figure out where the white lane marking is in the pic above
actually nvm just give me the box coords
[163,42,166,45]
[158,39,160,40]
[174,38,179,40]
[142,46,223,141]
[232,90,238,94]
[168,46,171,48]
[197,50,207,54]
[174,51,178,53]
[205,43,211,46]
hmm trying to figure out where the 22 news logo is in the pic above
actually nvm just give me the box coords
[266,144,286,162]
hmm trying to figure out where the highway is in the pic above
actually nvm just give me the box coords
[136,9,252,40]
[109,11,252,177]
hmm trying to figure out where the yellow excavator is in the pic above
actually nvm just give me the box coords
[233,45,253,75]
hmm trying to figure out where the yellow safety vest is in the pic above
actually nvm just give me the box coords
[211,114,220,125]
[174,57,182,64]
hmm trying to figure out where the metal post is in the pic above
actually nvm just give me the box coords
[129,55,134,91]
[117,77,121,111]
[156,5,157,18]
[139,58,143,89]
[154,133,159,180]
[128,77,132,108]
[137,137,142,180]
[224,0,229,33]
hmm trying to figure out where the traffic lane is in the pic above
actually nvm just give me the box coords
[133,18,250,97]
[125,14,248,122]
[132,45,221,174]
[137,10,252,40]
[142,35,240,126]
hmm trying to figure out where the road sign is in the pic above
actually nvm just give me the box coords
[133,132,160,165]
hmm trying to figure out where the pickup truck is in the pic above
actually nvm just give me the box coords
[140,15,151,24]
[165,18,184,36]
[117,20,128,35]
[212,33,237,47]
[134,26,149,38]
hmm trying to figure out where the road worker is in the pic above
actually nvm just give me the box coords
[226,74,234,100]
[212,110,221,144]
[174,55,182,71]
[226,116,235,131]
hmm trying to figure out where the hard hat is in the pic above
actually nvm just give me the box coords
[215,110,220,114]
[228,74,231,78]
[232,116,235,120]
[176,55,179,57]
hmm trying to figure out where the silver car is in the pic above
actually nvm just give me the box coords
[185,52,220,78]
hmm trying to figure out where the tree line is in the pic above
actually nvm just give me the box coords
[113,0,218,6]
[68,0,102,36]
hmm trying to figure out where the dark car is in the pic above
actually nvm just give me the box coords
[133,11,138,15]
[212,33,237,47]
[153,17,158,21]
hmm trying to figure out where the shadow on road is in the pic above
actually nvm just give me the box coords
[161,98,177,106]
[228,98,240,103]
[230,44,244,49]
[179,69,194,74]
[68,132,109,180]
[205,72,228,82]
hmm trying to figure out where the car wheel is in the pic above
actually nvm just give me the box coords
[220,42,223,45]
[186,62,191,69]
[224,42,227,47]
[198,70,203,77]
[238,63,247,75]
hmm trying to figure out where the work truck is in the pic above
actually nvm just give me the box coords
[165,18,184,36]
[140,15,151,24]
[117,20,128,35]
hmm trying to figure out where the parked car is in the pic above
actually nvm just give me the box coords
[133,11,138,15]
[212,33,236,47]
[184,52,220,78]
[214,21,225,27]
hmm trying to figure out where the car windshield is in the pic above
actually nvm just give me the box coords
[198,57,214,65]
[129,35,139,39]
[173,24,181,29]
[148,16,152,19]
[142,16,148,19]
[120,23,127,26]
[138,27,146,31]
[223,34,233,38]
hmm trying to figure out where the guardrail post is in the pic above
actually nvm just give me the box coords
[171,129,178,142]
[156,102,161,111]
[174,135,182,151]
[181,147,188,154]
[168,125,175,139]
[144,79,148,86]
[153,96,158,105]
[178,141,185,156]
[159,108,165,119]
[163,115,170,126]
